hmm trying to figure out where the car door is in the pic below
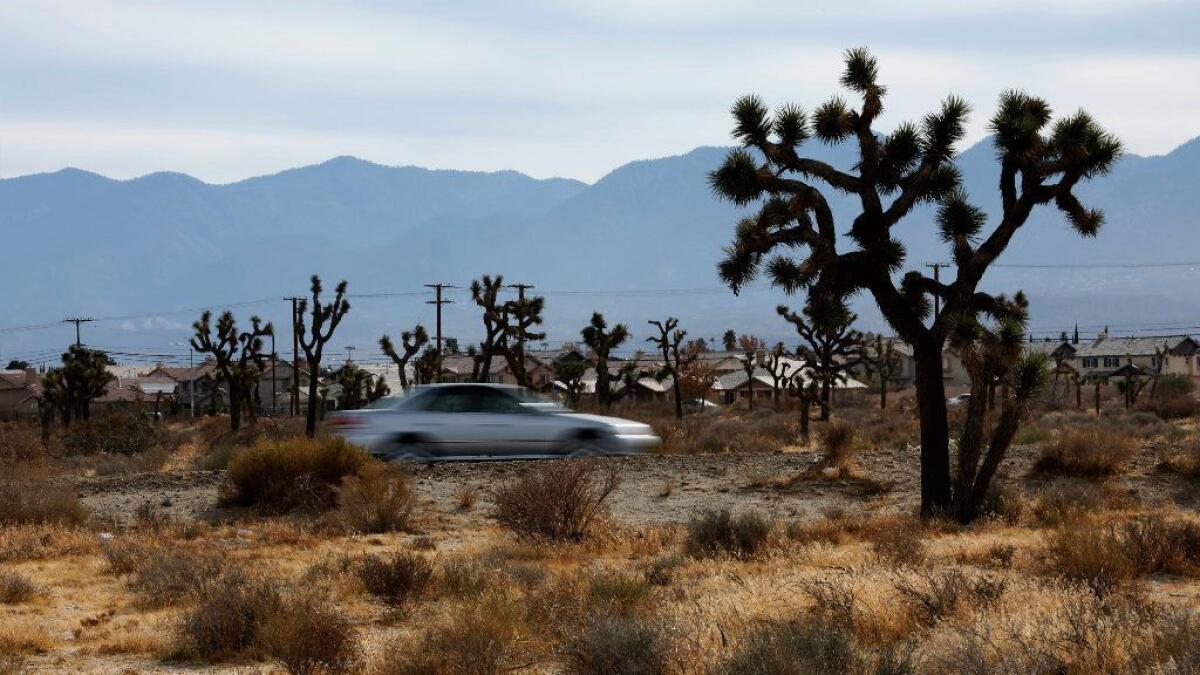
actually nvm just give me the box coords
[473,387,562,455]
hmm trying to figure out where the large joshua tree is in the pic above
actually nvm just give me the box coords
[777,299,865,421]
[295,275,350,437]
[379,324,428,390]
[191,310,273,431]
[41,346,113,426]
[580,312,631,407]
[647,317,697,419]
[712,48,1119,516]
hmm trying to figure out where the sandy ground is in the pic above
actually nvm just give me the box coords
[73,447,924,530]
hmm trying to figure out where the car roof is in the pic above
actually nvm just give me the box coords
[412,383,522,391]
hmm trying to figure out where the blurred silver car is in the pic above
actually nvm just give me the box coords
[327,383,660,460]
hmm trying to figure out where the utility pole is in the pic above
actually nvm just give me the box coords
[425,284,457,383]
[63,317,94,347]
[345,345,356,366]
[285,296,303,416]
[924,263,950,320]
[269,332,276,417]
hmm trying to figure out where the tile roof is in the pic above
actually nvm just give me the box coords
[1073,335,1196,359]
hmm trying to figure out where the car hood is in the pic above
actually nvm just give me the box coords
[554,413,655,434]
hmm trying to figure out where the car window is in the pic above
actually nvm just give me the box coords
[422,389,480,413]
[477,388,524,413]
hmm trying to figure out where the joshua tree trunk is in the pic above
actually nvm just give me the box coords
[820,377,832,421]
[306,372,320,435]
[799,387,811,442]
[914,343,952,515]
[879,379,887,410]
[229,385,242,432]
[672,378,684,420]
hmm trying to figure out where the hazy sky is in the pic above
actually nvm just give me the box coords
[3,0,1197,183]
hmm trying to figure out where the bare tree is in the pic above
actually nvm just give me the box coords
[191,310,272,431]
[380,324,428,390]
[712,48,1119,516]
[862,334,901,410]
[777,299,865,420]
[295,275,350,437]
[647,317,698,419]
[762,342,795,408]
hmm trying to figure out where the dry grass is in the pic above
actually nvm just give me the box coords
[356,551,433,609]
[1032,426,1137,478]
[0,523,97,562]
[456,485,479,511]
[1046,514,1200,593]
[564,616,668,675]
[0,479,88,526]
[654,410,803,454]
[372,592,529,675]
[493,460,620,542]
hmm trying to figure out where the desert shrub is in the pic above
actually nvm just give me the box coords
[177,571,283,660]
[373,593,527,675]
[820,422,858,468]
[685,509,772,559]
[493,461,619,542]
[1029,482,1111,526]
[0,480,88,526]
[977,481,1027,524]
[871,523,926,567]
[584,570,653,618]
[334,465,414,534]
[199,417,305,470]
[224,435,370,513]
[61,411,177,456]
[658,412,802,454]
[129,548,226,607]
[642,555,685,586]
[1161,439,1200,478]
[439,556,493,598]
[1120,515,1200,576]
[0,524,96,562]
[564,616,667,675]
[357,552,433,608]
[1145,396,1199,420]
[0,423,55,466]
[1032,426,1136,478]
[716,620,859,675]
[0,572,40,604]
[177,570,356,672]
[894,570,1005,627]
[256,587,360,674]
[456,486,478,511]
[1156,374,1195,400]
[1040,517,1200,593]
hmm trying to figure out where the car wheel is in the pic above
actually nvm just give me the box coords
[386,437,436,461]
[560,433,612,458]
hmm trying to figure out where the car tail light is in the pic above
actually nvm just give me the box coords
[326,415,365,429]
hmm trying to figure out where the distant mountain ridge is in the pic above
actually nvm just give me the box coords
[2,137,1199,361]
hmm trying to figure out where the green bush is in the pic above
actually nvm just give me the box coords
[685,509,772,559]
[224,436,370,513]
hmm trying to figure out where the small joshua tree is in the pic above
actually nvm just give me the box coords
[295,275,350,437]
[554,358,588,408]
[40,346,112,427]
[503,294,547,388]
[647,317,698,419]
[777,299,865,420]
[948,293,1048,521]
[863,334,901,410]
[722,329,738,352]
[470,275,508,383]
[380,324,428,390]
[191,310,273,431]
[712,48,1119,516]
[581,312,632,407]
[331,363,389,409]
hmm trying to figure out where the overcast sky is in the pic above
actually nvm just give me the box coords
[2,0,1197,184]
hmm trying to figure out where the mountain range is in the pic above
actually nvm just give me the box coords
[2,136,1199,366]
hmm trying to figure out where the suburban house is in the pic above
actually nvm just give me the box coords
[860,341,971,390]
[1070,334,1200,380]
[0,368,41,420]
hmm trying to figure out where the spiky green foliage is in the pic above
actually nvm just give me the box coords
[581,313,631,407]
[503,294,547,388]
[330,363,389,410]
[711,48,1119,516]
[554,357,588,408]
[469,274,508,383]
[41,346,114,426]
[191,310,273,432]
[379,324,427,390]
[295,275,350,437]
